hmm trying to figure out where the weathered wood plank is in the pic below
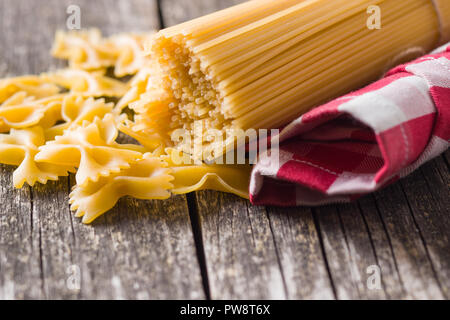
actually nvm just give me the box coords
[194,191,335,300]
[356,195,410,299]
[314,204,387,299]
[400,158,450,298]
[315,159,448,300]
[372,180,445,299]
[194,192,286,299]
[266,206,335,299]
[0,165,42,299]
[0,0,205,299]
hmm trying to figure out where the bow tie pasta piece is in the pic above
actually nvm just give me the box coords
[45,95,114,140]
[0,127,75,188]
[163,149,251,199]
[1,91,35,107]
[115,67,153,112]
[0,95,65,132]
[0,76,60,103]
[52,29,155,77]
[106,33,155,77]
[52,29,117,70]
[125,65,176,144]
[118,119,168,153]
[69,153,173,224]
[42,69,127,97]
[129,92,175,146]
[62,96,113,125]
[115,55,166,113]
[35,114,142,187]
[123,60,179,145]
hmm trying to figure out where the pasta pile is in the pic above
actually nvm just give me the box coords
[52,29,153,77]
[2,0,447,223]
[0,29,251,224]
[136,0,445,159]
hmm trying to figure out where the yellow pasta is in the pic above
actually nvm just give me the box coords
[0,76,60,103]
[163,148,251,199]
[107,33,155,77]
[44,95,114,140]
[69,153,173,224]
[52,29,155,77]
[136,0,444,160]
[0,94,65,133]
[42,69,128,97]
[0,127,74,188]
[126,68,176,147]
[35,114,143,187]
[52,29,116,71]
[2,91,36,107]
[115,69,150,113]
[118,119,167,152]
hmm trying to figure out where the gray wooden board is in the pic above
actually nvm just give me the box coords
[161,0,450,300]
[0,0,204,300]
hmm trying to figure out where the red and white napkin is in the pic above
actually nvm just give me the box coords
[250,43,450,206]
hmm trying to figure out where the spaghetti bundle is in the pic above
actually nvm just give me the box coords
[135,0,448,160]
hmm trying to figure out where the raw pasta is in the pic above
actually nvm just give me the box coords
[118,118,167,152]
[107,33,155,77]
[42,69,128,97]
[70,152,173,224]
[0,94,64,132]
[0,76,60,103]
[52,29,117,71]
[44,95,114,139]
[142,0,444,160]
[115,66,154,112]
[163,148,251,199]
[0,127,74,188]
[52,29,155,77]
[35,114,143,187]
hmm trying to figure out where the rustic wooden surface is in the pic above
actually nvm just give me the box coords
[0,0,449,300]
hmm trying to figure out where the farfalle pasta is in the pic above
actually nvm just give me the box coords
[52,29,117,71]
[0,127,74,188]
[44,95,114,139]
[115,66,154,112]
[35,114,143,187]
[118,119,166,152]
[69,153,173,224]
[126,73,176,146]
[42,69,128,98]
[0,94,65,133]
[52,29,154,77]
[107,33,154,77]
[0,76,60,103]
[0,28,254,224]
[163,149,251,199]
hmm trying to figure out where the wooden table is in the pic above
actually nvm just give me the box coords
[0,0,449,300]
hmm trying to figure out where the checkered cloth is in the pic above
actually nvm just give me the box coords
[250,43,450,206]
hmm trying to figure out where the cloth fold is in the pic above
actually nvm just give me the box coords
[250,43,450,206]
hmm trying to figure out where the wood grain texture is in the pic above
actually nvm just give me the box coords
[160,0,450,300]
[0,0,204,300]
